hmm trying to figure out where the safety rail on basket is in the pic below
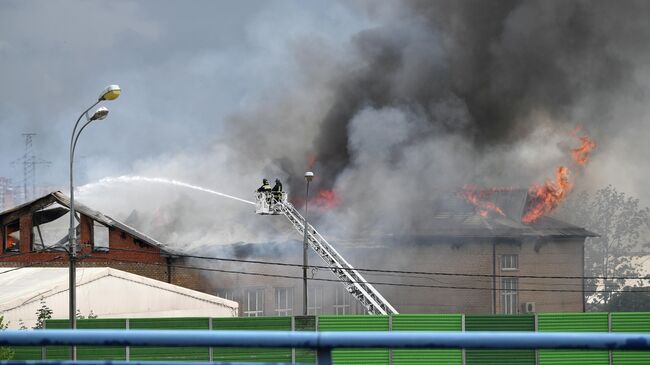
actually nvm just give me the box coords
[254,191,287,215]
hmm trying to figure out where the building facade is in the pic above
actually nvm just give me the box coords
[207,190,594,317]
[0,191,205,292]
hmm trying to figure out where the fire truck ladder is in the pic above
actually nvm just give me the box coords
[265,194,398,315]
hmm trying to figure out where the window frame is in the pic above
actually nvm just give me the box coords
[274,287,294,316]
[501,254,519,271]
[333,286,352,315]
[501,278,519,314]
[307,286,323,315]
[243,287,265,317]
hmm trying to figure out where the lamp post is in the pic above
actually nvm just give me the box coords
[69,85,120,360]
[303,171,314,315]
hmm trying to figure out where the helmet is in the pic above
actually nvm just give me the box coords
[263,179,269,184]
[275,179,281,183]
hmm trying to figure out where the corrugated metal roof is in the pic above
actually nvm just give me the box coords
[0,191,181,256]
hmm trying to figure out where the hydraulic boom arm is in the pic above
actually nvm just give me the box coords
[279,200,398,315]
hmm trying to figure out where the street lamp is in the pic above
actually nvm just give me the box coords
[68,85,120,359]
[303,171,314,315]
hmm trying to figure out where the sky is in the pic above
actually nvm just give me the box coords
[0,0,362,187]
[1,1,650,248]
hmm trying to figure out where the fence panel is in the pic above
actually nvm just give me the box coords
[318,315,389,365]
[612,312,650,365]
[129,317,209,361]
[391,314,462,365]
[538,312,609,365]
[212,316,293,363]
[43,319,127,360]
[465,314,535,365]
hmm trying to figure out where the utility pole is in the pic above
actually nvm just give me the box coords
[11,133,51,202]
[303,171,314,315]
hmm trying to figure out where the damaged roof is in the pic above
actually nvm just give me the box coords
[0,191,180,256]
[415,189,597,238]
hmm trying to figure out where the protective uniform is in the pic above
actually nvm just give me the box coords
[257,179,272,192]
[271,179,283,203]
[272,179,283,193]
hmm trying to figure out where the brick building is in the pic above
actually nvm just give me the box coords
[0,191,204,292]
[1,190,595,317]
[209,190,596,316]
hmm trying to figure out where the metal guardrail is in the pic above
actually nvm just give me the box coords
[2,330,650,365]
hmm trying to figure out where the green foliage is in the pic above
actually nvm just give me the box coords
[604,285,650,311]
[0,316,15,360]
[34,299,53,329]
[76,309,99,320]
[557,185,650,310]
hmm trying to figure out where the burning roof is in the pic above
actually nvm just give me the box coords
[419,190,597,239]
[461,131,596,224]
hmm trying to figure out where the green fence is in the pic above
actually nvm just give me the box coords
[538,312,610,365]
[611,312,650,365]
[212,316,292,363]
[8,312,650,364]
[465,315,535,365]
[391,314,462,365]
[318,315,389,365]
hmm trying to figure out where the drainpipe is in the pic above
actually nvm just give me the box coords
[166,257,172,284]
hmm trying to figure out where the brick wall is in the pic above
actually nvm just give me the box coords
[207,237,585,316]
[0,209,209,294]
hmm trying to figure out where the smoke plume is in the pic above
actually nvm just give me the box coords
[73,0,650,247]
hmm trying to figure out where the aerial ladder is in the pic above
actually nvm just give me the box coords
[255,191,398,315]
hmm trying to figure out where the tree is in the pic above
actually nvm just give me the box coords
[556,185,650,310]
[604,284,650,312]
[33,299,53,329]
[0,316,14,360]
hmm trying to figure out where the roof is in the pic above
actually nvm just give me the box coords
[0,267,238,327]
[414,189,597,238]
[338,189,597,241]
[0,191,180,256]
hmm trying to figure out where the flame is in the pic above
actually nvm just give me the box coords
[571,135,596,166]
[521,166,572,223]
[460,185,506,218]
[314,189,341,209]
[461,130,596,223]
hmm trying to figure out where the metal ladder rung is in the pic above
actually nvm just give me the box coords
[280,202,398,315]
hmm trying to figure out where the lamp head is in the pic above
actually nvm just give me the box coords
[304,171,314,182]
[99,85,121,101]
[89,106,109,121]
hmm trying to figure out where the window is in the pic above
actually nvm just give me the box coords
[31,205,74,251]
[4,220,20,252]
[334,286,352,315]
[217,289,237,302]
[501,278,518,314]
[243,288,265,317]
[307,286,323,315]
[274,287,294,316]
[501,254,518,271]
[217,289,240,315]
[93,222,109,251]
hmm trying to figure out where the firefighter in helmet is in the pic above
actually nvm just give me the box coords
[257,178,272,193]
[271,178,283,203]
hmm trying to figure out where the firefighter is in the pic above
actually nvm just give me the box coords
[271,178,283,203]
[257,178,272,193]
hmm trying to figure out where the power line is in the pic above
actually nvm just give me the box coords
[105,246,650,281]
[93,255,650,294]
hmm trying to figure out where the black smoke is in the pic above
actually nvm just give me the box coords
[228,0,649,194]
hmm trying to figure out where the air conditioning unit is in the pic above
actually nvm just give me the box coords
[523,302,536,313]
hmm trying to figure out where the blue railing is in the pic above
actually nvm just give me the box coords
[2,329,650,365]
